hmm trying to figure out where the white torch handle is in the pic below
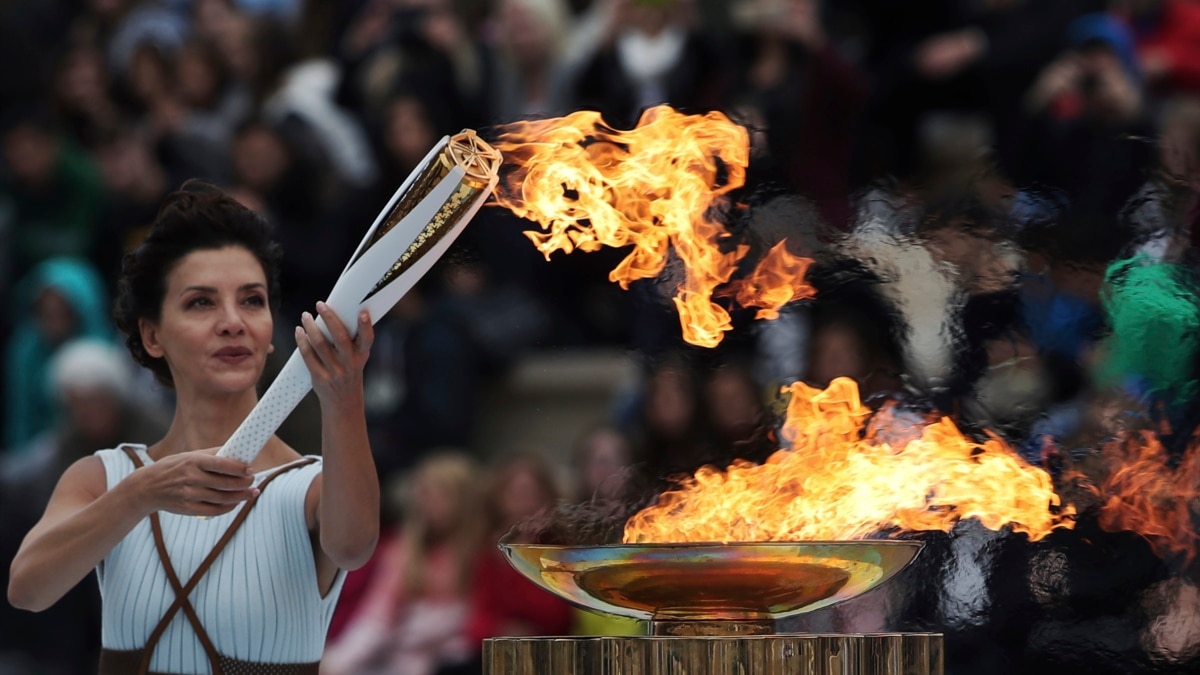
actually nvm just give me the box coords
[216,135,498,463]
[218,349,312,464]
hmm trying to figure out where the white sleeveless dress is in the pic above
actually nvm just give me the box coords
[94,444,346,674]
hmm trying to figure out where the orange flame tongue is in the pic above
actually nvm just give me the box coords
[623,378,1075,543]
[1071,431,1200,565]
[492,105,814,348]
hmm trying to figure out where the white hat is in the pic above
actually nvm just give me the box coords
[47,339,134,401]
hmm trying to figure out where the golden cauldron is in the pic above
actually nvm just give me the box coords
[484,541,942,675]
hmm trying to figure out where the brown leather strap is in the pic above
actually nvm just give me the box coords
[119,447,317,675]
[100,648,320,675]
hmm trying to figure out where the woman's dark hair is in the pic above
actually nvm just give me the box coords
[113,181,283,386]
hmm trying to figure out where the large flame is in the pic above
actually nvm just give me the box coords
[624,377,1075,543]
[1067,430,1200,565]
[491,105,815,347]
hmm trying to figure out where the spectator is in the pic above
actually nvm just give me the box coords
[1114,0,1200,96]
[0,108,107,289]
[486,0,576,121]
[804,298,905,402]
[1010,12,1157,217]
[323,451,484,675]
[0,339,167,675]
[634,356,714,480]
[570,423,634,503]
[335,0,485,127]
[371,88,459,202]
[1158,95,1200,190]
[702,363,770,461]
[89,126,171,285]
[853,0,1097,184]
[227,119,357,326]
[572,0,726,128]
[729,0,867,228]
[173,38,254,147]
[4,258,114,451]
[446,454,572,673]
[51,40,122,150]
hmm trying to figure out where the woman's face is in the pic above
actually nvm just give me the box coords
[56,47,109,111]
[499,466,552,525]
[34,288,79,346]
[645,368,695,439]
[141,246,273,396]
[705,369,762,439]
[233,127,290,194]
[579,430,631,499]
[808,323,868,388]
[384,98,436,171]
[416,476,461,536]
[177,45,220,108]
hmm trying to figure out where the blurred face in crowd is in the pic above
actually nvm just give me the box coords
[498,461,556,526]
[1076,44,1141,124]
[194,0,239,42]
[96,133,164,200]
[233,125,290,194]
[3,125,59,191]
[1159,101,1200,188]
[923,225,1021,295]
[644,366,696,441]
[34,288,79,346]
[128,45,173,106]
[415,473,463,537]
[808,322,869,388]
[577,427,632,500]
[497,0,558,65]
[213,14,258,83]
[55,45,111,115]
[140,246,274,398]
[63,384,125,444]
[384,96,437,172]
[704,367,763,441]
[176,43,223,109]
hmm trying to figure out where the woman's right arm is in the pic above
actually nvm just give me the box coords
[7,451,256,612]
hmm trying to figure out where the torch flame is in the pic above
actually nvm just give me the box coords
[623,377,1075,543]
[1067,430,1200,565]
[491,105,815,348]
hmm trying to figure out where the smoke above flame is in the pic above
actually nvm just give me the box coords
[490,106,815,348]
[623,378,1075,544]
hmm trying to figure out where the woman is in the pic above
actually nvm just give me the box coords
[4,256,114,451]
[464,454,572,649]
[6,184,380,674]
[322,451,482,675]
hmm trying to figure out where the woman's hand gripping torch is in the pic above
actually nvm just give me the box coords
[217,130,502,464]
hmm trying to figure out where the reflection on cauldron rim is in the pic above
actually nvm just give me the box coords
[500,540,924,622]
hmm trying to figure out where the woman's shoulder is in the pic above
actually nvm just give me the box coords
[57,454,110,500]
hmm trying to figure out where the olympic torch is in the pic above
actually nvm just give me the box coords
[217,130,502,463]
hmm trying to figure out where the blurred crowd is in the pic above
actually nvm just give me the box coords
[3,0,1200,672]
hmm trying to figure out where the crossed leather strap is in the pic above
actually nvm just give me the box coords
[107,446,318,675]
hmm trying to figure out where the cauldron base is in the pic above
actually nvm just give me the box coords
[484,633,943,675]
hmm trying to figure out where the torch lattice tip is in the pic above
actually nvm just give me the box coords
[449,129,503,182]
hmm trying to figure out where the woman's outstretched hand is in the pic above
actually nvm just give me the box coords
[296,301,374,406]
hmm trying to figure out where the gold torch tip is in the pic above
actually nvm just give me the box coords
[448,129,502,185]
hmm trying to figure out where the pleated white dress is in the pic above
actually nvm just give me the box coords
[94,444,346,674]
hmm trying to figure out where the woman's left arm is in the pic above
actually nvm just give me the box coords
[297,301,379,571]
